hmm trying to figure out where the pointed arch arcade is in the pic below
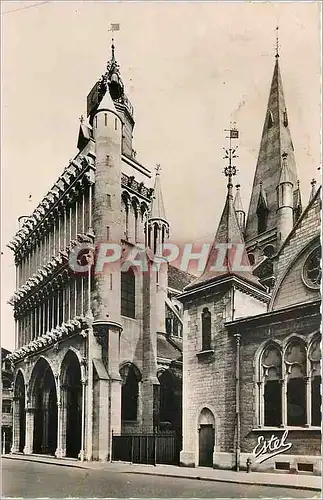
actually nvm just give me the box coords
[60,350,82,458]
[29,357,58,455]
[13,370,26,453]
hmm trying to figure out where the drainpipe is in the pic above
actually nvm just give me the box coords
[234,332,241,472]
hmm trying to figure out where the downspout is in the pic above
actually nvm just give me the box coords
[234,332,241,472]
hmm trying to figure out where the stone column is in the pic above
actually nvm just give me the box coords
[305,376,311,427]
[11,397,21,453]
[55,375,64,458]
[141,255,159,432]
[23,407,35,454]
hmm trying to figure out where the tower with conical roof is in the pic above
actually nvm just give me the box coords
[146,165,170,256]
[245,37,301,259]
[178,127,269,470]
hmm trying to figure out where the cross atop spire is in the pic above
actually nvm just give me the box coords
[275,26,280,59]
[156,164,162,175]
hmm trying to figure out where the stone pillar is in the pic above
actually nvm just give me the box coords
[11,397,21,453]
[60,387,68,458]
[156,258,167,334]
[107,327,122,440]
[55,375,64,458]
[141,255,159,432]
[180,307,195,467]
[23,407,35,454]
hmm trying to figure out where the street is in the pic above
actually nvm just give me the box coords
[1,458,320,498]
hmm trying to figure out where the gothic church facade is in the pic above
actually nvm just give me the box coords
[7,44,187,461]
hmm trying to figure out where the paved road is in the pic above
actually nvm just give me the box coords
[2,458,319,498]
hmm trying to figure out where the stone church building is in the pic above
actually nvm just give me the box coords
[7,43,189,461]
[179,52,321,474]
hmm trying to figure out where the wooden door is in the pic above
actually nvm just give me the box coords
[199,424,214,467]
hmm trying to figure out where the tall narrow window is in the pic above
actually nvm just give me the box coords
[285,341,307,426]
[104,113,107,126]
[261,344,282,426]
[121,269,135,318]
[120,364,140,421]
[201,308,211,351]
[309,337,321,426]
[257,205,268,235]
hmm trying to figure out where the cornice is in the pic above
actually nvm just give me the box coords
[7,153,96,255]
[121,173,153,203]
[7,315,91,363]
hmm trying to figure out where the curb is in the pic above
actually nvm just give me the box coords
[123,470,322,492]
[3,455,321,492]
[2,455,89,470]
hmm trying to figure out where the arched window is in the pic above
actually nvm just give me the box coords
[120,364,140,422]
[261,344,282,427]
[309,337,321,426]
[285,340,307,426]
[202,308,211,351]
[257,336,321,428]
[121,269,135,318]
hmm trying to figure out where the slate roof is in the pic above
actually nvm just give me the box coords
[168,265,195,291]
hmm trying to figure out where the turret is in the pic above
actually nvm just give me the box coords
[276,152,294,248]
[90,55,125,457]
[147,166,170,256]
[147,166,170,335]
[309,179,317,203]
[234,184,245,233]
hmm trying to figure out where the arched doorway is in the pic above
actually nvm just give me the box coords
[30,358,58,455]
[198,408,215,467]
[14,371,26,452]
[61,351,82,458]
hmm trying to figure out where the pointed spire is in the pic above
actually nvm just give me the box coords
[234,184,244,212]
[245,43,299,244]
[234,184,246,233]
[149,165,167,222]
[189,127,263,290]
[96,80,116,113]
[190,181,262,288]
[309,179,317,203]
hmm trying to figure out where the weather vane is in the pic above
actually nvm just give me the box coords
[223,123,239,187]
[156,164,161,174]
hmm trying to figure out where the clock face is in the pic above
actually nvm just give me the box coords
[303,247,321,289]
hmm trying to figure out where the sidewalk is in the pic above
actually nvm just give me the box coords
[3,453,322,492]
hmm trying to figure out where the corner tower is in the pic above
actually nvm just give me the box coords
[245,44,300,259]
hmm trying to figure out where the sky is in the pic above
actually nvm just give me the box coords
[1,1,321,351]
